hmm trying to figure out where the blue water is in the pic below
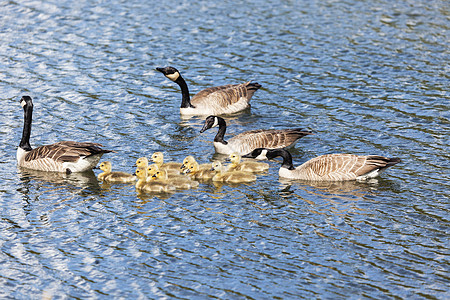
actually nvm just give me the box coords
[1,0,449,298]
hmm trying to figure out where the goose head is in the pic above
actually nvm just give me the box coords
[200,116,221,133]
[242,148,270,160]
[156,66,180,82]
[20,95,33,109]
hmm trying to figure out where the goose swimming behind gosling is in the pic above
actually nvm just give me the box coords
[156,66,261,116]
[17,96,114,173]
[243,148,401,181]
[200,115,313,155]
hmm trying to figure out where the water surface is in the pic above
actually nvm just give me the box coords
[1,0,449,298]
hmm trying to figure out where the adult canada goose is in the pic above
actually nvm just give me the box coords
[242,148,401,181]
[200,115,313,155]
[97,161,136,183]
[181,155,211,172]
[135,167,175,193]
[152,169,199,190]
[211,161,257,183]
[156,66,261,116]
[151,152,182,174]
[17,96,113,173]
[228,152,269,173]
[183,160,216,181]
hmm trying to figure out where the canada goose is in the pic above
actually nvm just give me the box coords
[135,167,175,193]
[152,169,199,189]
[156,66,261,116]
[151,152,182,174]
[211,161,257,183]
[200,115,313,155]
[17,96,113,173]
[242,148,401,181]
[181,155,211,171]
[228,152,269,173]
[183,160,216,181]
[97,161,136,183]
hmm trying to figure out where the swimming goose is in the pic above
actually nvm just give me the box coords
[97,161,136,183]
[17,96,113,173]
[135,167,175,193]
[151,152,182,174]
[242,148,401,181]
[183,160,216,181]
[228,152,269,173]
[156,66,261,116]
[200,116,313,155]
[152,169,199,189]
[181,155,211,172]
[211,161,257,183]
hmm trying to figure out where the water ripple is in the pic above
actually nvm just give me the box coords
[0,0,448,298]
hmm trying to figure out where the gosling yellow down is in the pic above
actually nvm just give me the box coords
[97,161,136,183]
[135,167,175,193]
[228,152,269,173]
[211,161,257,183]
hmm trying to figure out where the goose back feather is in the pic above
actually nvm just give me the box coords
[243,148,401,181]
[200,116,312,155]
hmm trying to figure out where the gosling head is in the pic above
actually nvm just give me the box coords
[135,157,149,168]
[134,167,148,180]
[147,164,160,177]
[229,152,241,164]
[156,66,180,82]
[151,152,164,164]
[211,161,223,172]
[99,161,112,172]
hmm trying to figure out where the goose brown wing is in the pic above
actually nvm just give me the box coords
[191,82,260,107]
[25,141,113,163]
[229,128,312,153]
[299,154,400,180]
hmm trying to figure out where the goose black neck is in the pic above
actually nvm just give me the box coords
[175,76,195,108]
[272,149,295,170]
[19,103,33,151]
[214,117,227,144]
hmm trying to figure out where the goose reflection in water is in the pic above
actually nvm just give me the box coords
[17,167,101,191]
[277,177,380,202]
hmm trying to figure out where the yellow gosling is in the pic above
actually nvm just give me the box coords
[183,160,216,181]
[211,161,257,183]
[135,167,175,193]
[97,161,136,183]
[151,152,183,174]
[181,155,210,172]
[228,152,269,173]
[135,157,149,168]
[153,169,199,190]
